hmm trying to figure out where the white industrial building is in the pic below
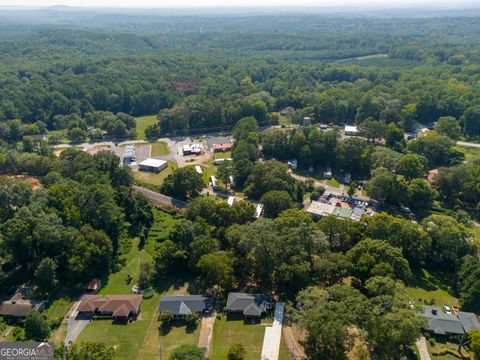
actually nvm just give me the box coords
[138,158,168,173]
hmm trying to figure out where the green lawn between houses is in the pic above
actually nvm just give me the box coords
[210,316,272,360]
[76,214,198,360]
[135,116,157,140]
[406,268,459,308]
[453,145,480,162]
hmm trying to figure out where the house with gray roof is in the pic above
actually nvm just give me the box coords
[421,305,480,336]
[226,293,271,318]
[159,295,212,318]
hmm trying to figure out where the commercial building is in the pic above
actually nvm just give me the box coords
[344,125,359,136]
[138,158,168,173]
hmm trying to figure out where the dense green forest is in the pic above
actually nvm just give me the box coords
[1,7,480,360]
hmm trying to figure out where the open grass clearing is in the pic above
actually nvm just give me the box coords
[133,161,177,187]
[213,150,232,160]
[135,116,157,140]
[144,209,179,257]
[472,225,480,246]
[406,268,459,307]
[150,141,170,156]
[326,178,341,188]
[453,145,480,162]
[210,316,272,360]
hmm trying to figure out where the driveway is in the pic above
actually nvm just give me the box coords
[65,299,91,345]
[261,302,285,360]
[197,313,216,356]
[415,337,432,360]
[457,141,480,149]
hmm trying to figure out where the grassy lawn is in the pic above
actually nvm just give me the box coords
[77,237,195,360]
[213,151,232,160]
[278,332,292,360]
[135,116,157,140]
[453,145,480,162]
[150,142,170,156]
[472,225,480,246]
[406,268,459,307]
[210,316,272,360]
[427,338,471,360]
[144,209,179,257]
[326,178,341,188]
[133,161,177,187]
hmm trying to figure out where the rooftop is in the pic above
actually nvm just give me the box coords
[138,158,167,168]
[77,295,142,317]
[159,295,212,316]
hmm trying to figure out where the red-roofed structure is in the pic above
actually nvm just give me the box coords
[77,295,142,319]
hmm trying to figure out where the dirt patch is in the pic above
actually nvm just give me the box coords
[85,145,110,155]
[2,175,42,190]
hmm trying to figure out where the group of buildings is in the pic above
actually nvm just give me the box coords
[158,292,272,319]
[306,199,367,221]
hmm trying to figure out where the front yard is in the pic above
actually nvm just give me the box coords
[133,161,177,187]
[210,316,272,360]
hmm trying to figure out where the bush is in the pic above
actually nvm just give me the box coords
[227,343,246,360]
[48,316,63,330]
[429,337,436,346]
[159,311,173,327]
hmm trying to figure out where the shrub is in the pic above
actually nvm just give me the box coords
[429,337,436,346]
[227,343,246,360]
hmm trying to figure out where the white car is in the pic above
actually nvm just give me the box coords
[443,305,452,315]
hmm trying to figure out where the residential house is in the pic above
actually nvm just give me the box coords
[159,295,213,318]
[76,295,142,320]
[226,293,271,318]
[0,291,45,318]
[421,305,480,336]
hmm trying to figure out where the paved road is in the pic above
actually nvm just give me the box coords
[132,185,186,209]
[457,141,480,149]
[415,337,432,360]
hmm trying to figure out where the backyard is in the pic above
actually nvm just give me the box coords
[406,268,459,307]
[76,235,196,360]
[210,316,271,360]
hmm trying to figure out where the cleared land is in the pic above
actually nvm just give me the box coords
[454,145,480,162]
[133,161,177,186]
[150,142,170,156]
[406,268,459,307]
[143,209,178,256]
[135,116,157,140]
[210,316,271,360]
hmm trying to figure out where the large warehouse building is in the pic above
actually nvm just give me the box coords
[138,158,168,173]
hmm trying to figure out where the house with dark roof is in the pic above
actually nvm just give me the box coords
[226,293,271,318]
[0,292,45,318]
[76,295,142,320]
[421,305,480,336]
[159,295,213,318]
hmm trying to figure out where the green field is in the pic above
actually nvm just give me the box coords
[210,316,271,360]
[406,268,459,307]
[144,209,178,256]
[454,145,480,162]
[473,225,480,245]
[133,161,177,186]
[326,178,341,188]
[150,142,169,156]
[213,151,232,160]
[135,116,157,140]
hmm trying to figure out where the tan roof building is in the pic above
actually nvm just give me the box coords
[77,295,142,318]
[0,292,45,317]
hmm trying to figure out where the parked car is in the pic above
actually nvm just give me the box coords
[443,305,452,315]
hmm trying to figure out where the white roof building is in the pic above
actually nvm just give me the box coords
[227,196,236,207]
[345,125,359,136]
[306,201,335,217]
[138,158,168,173]
[195,165,203,174]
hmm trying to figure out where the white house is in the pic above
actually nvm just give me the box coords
[344,125,359,136]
